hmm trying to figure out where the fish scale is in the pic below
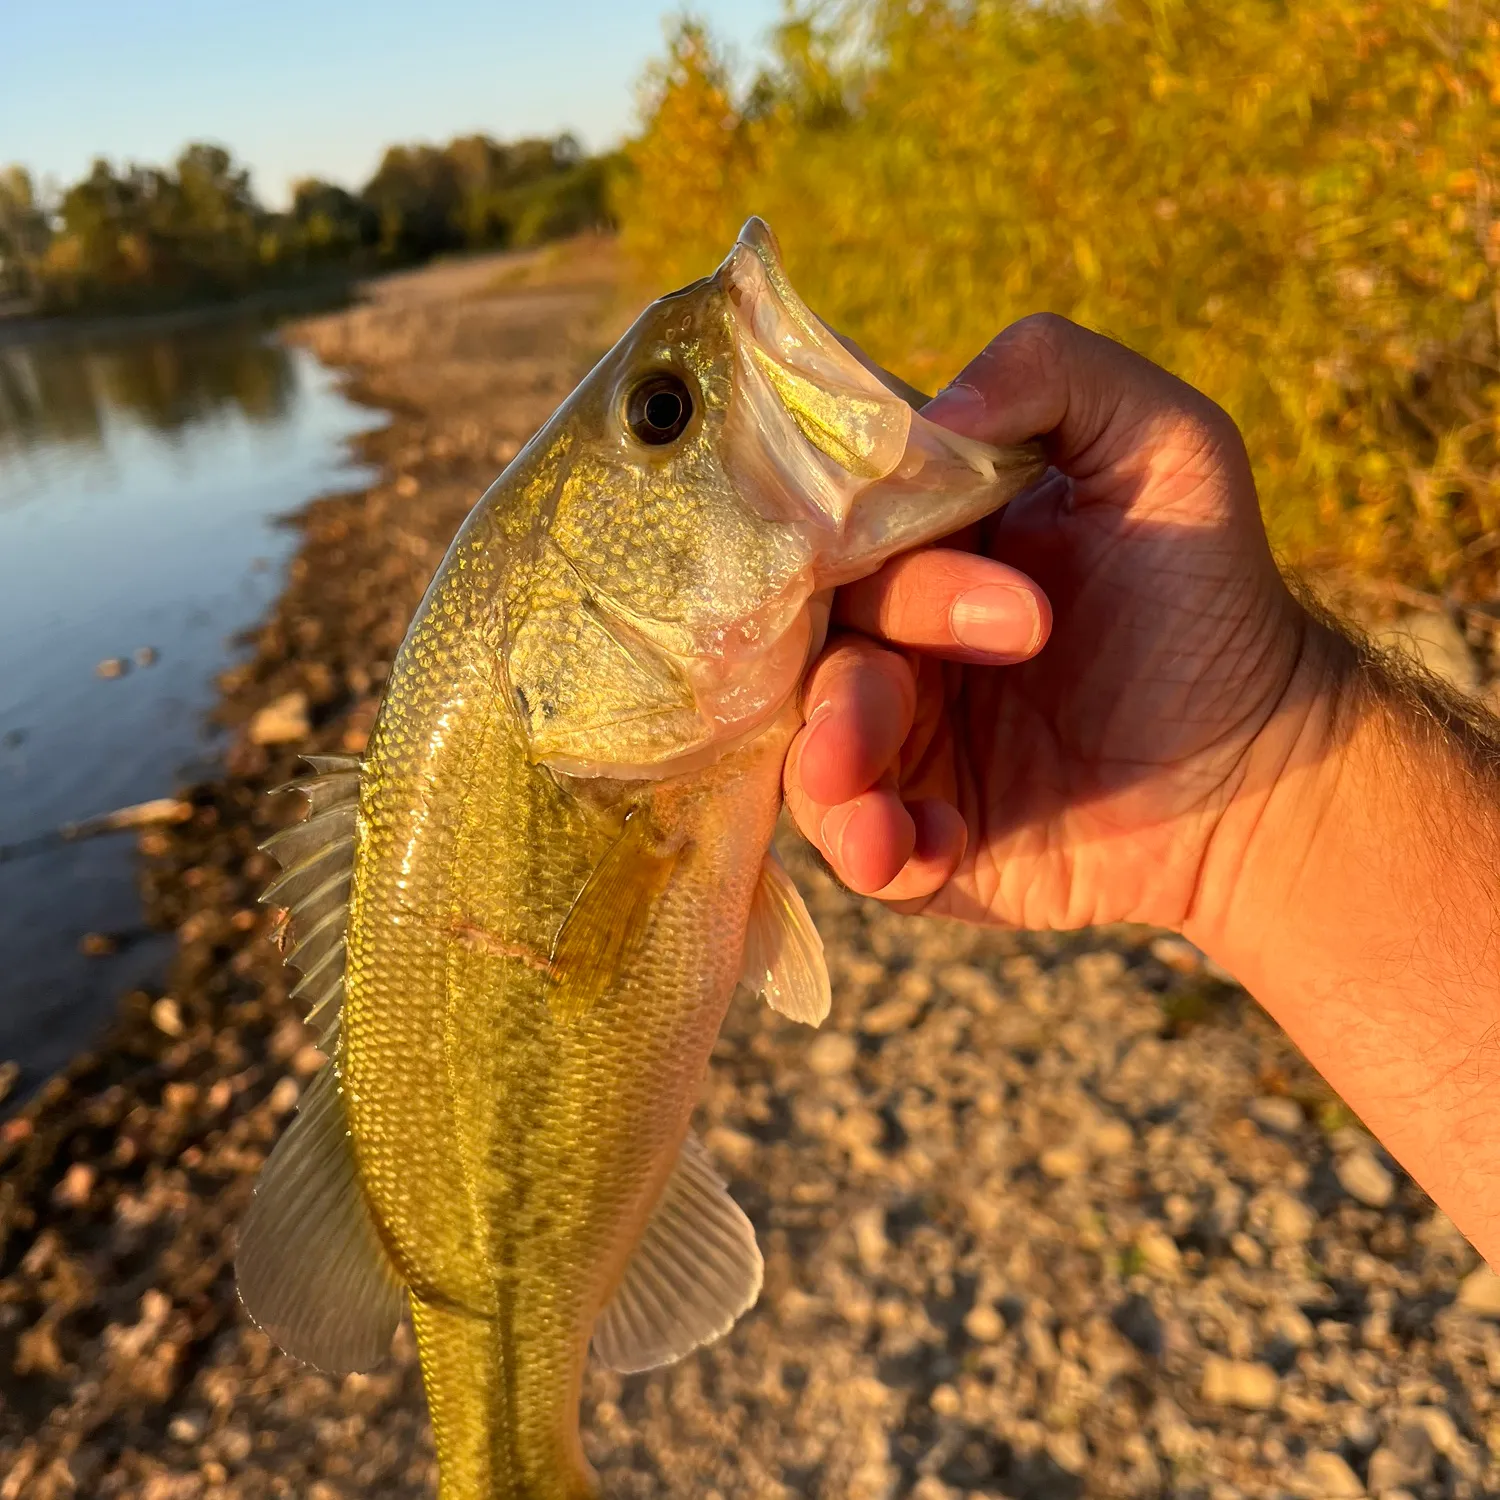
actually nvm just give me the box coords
[236,218,1045,1500]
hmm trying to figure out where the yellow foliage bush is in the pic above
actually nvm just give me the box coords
[617,2,1500,587]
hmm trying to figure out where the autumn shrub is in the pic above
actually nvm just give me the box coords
[618,2,1500,588]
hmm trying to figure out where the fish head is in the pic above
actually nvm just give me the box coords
[490,217,1045,778]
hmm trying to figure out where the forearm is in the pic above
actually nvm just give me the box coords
[1187,612,1500,1262]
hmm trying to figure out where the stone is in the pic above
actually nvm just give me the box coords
[806,1033,857,1077]
[859,994,921,1036]
[1136,1223,1182,1275]
[1456,1265,1500,1318]
[95,656,128,679]
[1336,1149,1395,1208]
[248,691,311,746]
[1040,1144,1088,1179]
[1301,1450,1364,1497]
[1200,1356,1280,1410]
[1249,1188,1317,1247]
[150,997,183,1037]
[1249,1095,1304,1135]
[133,645,158,667]
[849,1207,887,1273]
[963,1303,1004,1343]
[52,1162,94,1209]
[1265,1304,1314,1349]
[1366,1420,1435,1493]
[1092,1118,1134,1156]
[267,1077,300,1115]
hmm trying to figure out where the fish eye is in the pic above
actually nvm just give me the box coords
[626,372,694,445]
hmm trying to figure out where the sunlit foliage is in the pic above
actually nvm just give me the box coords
[619,2,1500,585]
[3,134,618,319]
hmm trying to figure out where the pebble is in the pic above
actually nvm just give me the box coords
[1136,1223,1182,1275]
[1250,1188,1317,1247]
[133,646,158,667]
[150,997,184,1037]
[858,995,921,1035]
[1366,1419,1435,1492]
[1040,1144,1088,1179]
[78,931,118,957]
[94,656,128,679]
[1091,1118,1134,1156]
[1301,1449,1364,1496]
[805,1032,857,1077]
[52,1162,94,1208]
[247,691,311,746]
[1200,1356,1280,1410]
[1336,1148,1395,1207]
[963,1303,1004,1343]
[1248,1095,1303,1134]
[266,1077,300,1115]
[1455,1264,1500,1317]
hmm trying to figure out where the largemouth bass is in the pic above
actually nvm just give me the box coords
[236,219,1044,1499]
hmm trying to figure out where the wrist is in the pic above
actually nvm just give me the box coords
[1181,608,1359,976]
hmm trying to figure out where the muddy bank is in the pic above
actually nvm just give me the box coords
[4,239,1500,1500]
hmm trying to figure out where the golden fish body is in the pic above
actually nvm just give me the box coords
[237,220,1045,1500]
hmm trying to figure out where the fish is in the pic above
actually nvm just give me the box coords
[235,218,1045,1500]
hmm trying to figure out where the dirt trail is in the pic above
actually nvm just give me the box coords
[2,240,1497,1500]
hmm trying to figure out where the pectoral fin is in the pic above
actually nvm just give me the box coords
[235,1063,405,1373]
[592,1134,763,1373]
[548,812,680,1025]
[740,851,831,1026]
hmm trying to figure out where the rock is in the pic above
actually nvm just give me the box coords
[1200,1356,1280,1410]
[849,1207,887,1273]
[94,656,129,679]
[247,691,311,746]
[267,1076,300,1115]
[1265,1304,1314,1349]
[78,931,118,957]
[1150,935,1204,974]
[1249,1188,1317,1247]
[806,1032,857,1077]
[963,1303,1004,1343]
[1336,1148,1395,1208]
[1091,1118,1134,1156]
[1301,1450,1364,1497]
[1040,1144,1088,1179]
[1249,1095,1304,1134]
[1456,1265,1500,1317]
[1136,1224,1182,1275]
[1373,610,1480,694]
[132,646,158,667]
[858,994,921,1035]
[150,997,184,1037]
[52,1162,94,1208]
[1366,1419,1435,1493]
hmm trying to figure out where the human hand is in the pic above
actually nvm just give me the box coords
[785,314,1315,933]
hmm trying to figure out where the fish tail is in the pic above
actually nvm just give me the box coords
[411,1293,597,1500]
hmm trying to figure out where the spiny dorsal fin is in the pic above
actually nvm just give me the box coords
[548,812,679,1026]
[592,1133,763,1373]
[740,850,830,1027]
[259,755,361,1047]
[236,1061,405,1373]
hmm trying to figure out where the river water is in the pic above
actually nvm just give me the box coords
[0,316,381,1091]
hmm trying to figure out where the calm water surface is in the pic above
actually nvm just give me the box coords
[0,318,381,1088]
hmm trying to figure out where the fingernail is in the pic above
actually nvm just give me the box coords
[820,802,858,870]
[923,381,985,424]
[950,585,1041,658]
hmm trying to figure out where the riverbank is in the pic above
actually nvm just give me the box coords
[4,239,1500,1500]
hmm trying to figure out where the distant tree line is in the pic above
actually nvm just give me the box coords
[0,134,618,315]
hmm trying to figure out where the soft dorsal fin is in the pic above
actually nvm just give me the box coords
[549,811,679,1025]
[592,1133,763,1373]
[740,851,830,1027]
[235,1061,406,1372]
[259,754,361,1047]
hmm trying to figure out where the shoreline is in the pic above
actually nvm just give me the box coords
[4,240,1500,1498]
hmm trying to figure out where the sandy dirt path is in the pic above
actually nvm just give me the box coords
[1,240,1496,1500]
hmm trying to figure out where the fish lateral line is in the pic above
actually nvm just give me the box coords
[449,919,555,975]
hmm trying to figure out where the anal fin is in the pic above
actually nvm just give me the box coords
[236,1062,405,1373]
[740,850,830,1026]
[592,1134,763,1373]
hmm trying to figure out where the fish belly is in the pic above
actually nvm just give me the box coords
[343,646,793,1499]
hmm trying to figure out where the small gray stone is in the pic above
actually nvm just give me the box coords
[1336,1148,1395,1208]
[1366,1420,1435,1493]
[1301,1449,1364,1497]
[1249,1095,1304,1135]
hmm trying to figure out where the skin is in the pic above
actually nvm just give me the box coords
[785,312,1500,1269]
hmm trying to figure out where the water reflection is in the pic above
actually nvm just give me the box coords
[0,314,380,1090]
[0,321,298,456]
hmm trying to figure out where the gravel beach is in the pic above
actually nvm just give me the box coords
[4,240,1500,1500]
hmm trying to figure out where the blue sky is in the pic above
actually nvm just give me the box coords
[2,0,784,207]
